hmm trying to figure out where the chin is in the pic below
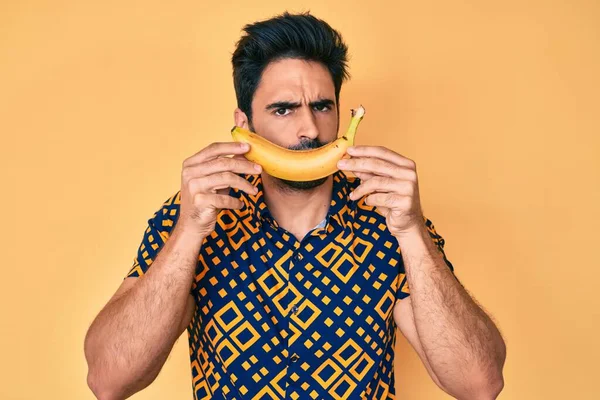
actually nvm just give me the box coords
[278,176,328,191]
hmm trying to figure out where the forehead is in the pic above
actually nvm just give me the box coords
[254,58,335,102]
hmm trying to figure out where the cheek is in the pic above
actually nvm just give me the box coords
[317,113,339,139]
[253,117,296,147]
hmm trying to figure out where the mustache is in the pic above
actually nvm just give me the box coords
[287,138,328,151]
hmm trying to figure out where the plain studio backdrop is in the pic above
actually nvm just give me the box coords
[1,0,599,399]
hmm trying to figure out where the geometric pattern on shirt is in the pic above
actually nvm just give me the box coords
[127,171,454,399]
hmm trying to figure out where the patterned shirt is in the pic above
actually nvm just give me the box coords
[127,171,454,399]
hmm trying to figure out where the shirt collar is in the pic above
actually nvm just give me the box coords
[241,171,357,230]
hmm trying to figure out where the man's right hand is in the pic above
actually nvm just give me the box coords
[177,142,262,238]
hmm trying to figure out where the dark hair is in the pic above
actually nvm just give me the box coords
[231,11,350,122]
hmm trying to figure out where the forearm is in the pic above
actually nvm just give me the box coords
[84,225,203,399]
[397,225,506,399]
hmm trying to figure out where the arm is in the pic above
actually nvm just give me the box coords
[338,145,505,399]
[394,297,446,391]
[84,224,202,400]
[394,224,506,399]
[84,142,261,400]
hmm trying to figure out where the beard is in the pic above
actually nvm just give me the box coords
[279,138,329,191]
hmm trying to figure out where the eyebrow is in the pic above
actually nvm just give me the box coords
[265,98,335,111]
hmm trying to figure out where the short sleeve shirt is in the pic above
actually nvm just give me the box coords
[127,171,454,399]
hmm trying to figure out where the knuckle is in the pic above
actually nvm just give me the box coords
[182,167,192,181]
[384,194,395,207]
[206,158,224,171]
[233,159,246,170]
[189,177,204,194]
[364,178,377,189]
[199,174,213,188]
[208,193,220,204]
[217,158,230,168]
[388,164,401,176]
[212,172,230,186]
[221,171,235,182]
[193,192,204,205]
[372,176,387,188]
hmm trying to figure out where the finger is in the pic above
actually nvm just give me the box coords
[183,142,250,166]
[338,158,417,180]
[231,154,249,161]
[195,193,244,210]
[364,193,408,209]
[189,172,258,196]
[347,145,415,169]
[352,171,376,181]
[377,206,390,216]
[183,157,261,180]
[350,177,414,201]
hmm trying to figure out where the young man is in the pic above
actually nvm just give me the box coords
[85,12,506,400]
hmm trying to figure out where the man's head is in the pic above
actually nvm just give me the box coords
[231,12,350,190]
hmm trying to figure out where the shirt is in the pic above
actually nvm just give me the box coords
[127,171,454,399]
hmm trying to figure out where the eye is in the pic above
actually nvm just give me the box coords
[274,108,291,116]
[313,104,331,112]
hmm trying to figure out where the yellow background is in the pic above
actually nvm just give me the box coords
[1,0,599,399]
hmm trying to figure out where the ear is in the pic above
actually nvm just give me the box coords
[234,108,250,130]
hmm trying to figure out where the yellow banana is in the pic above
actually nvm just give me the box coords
[230,105,365,181]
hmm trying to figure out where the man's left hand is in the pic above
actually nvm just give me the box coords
[337,145,424,237]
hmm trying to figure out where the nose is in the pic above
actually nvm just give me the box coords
[297,107,319,141]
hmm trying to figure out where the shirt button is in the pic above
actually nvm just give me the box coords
[290,354,300,362]
[294,253,303,261]
[291,305,299,315]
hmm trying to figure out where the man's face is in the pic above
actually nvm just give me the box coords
[247,58,339,190]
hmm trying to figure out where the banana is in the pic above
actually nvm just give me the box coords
[231,105,365,181]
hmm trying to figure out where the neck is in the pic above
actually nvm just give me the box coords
[261,174,333,241]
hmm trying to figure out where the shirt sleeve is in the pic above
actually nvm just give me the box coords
[396,216,455,301]
[126,191,181,278]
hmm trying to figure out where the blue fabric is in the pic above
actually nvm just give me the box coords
[128,171,453,399]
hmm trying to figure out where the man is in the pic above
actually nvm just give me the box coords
[84,12,506,400]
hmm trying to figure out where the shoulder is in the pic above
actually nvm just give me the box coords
[146,191,182,240]
[155,191,181,221]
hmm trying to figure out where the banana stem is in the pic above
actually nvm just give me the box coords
[344,105,366,143]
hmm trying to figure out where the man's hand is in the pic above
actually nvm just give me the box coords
[179,142,262,238]
[337,145,424,237]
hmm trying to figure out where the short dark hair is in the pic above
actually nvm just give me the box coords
[231,11,350,122]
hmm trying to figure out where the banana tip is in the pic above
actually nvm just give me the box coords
[351,105,365,118]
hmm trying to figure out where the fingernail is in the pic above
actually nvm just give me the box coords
[347,146,355,154]
[349,191,355,199]
[240,143,249,149]
[254,163,262,171]
[338,160,347,168]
